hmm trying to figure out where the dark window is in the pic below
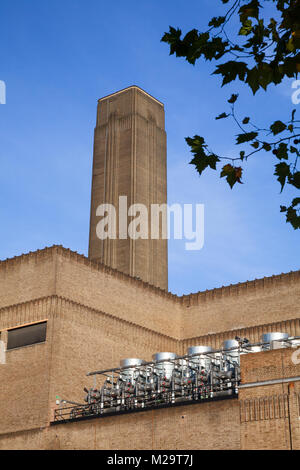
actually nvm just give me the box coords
[7,322,47,350]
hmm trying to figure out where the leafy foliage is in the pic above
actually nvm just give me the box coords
[162,0,300,229]
[270,120,287,135]
[220,163,243,188]
[186,136,220,175]
[236,131,258,144]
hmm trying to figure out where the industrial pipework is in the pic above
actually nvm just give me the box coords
[53,333,300,423]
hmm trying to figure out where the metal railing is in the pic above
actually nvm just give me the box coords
[53,335,300,423]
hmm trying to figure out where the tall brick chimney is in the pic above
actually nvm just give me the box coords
[88,86,168,290]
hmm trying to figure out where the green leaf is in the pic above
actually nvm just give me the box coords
[239,1,260,22]
[239,20,253,36]
[262,142,272,151]
[273,142,288,160]
[289,171,300,189]
[281,201,300,229]
[213,62,248,86]
[270,120,287,135]
[246,63,275,94]
[208,16,226,28]
[246,66,260,94]
[228,94,238,104]
[292,197,300,208]
[285,207,300,229]
[257,64,273,91]
[215,112,230,120]
[201,36,228,62]
[220,164,243,188]
[186,135,205,156]
[274,162,291,192]
[190,153,220,175]
[286,37,295,53]
[161,27,183,56]
[186,135,220,176]
[236,132,258,144]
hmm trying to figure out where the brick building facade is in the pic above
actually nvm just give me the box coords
[0,87,299,449]
[0,247,299,449]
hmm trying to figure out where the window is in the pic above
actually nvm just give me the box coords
[7,321,47,350]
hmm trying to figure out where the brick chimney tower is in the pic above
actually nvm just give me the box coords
[88,86,168,290]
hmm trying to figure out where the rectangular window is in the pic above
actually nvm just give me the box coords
[7,322,47,350]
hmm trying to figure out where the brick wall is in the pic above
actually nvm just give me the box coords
[0,399,241,450]
[181,272,300,340]
[0,247,299,449]
[239,348,300,449]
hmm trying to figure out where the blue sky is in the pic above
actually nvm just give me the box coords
[0,0,299,295]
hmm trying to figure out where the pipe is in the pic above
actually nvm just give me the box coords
[238,376,300,389]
